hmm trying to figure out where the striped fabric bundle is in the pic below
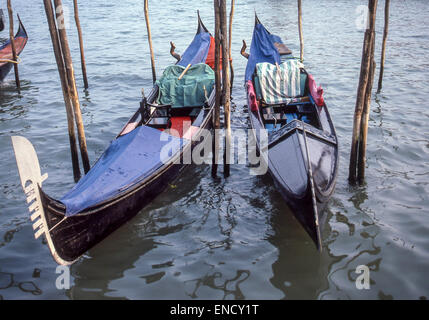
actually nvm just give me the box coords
[255,60,304,105]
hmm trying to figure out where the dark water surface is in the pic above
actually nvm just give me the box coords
[0,0,428,300]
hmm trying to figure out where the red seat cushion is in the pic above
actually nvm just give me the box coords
[169,117,192,138]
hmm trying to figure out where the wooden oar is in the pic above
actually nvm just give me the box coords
[301,121,322,250]
[178,63,191,80]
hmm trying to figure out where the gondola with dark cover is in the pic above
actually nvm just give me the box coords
[244,15,339,249]
[0,15,27,82]
[12,14,218,265]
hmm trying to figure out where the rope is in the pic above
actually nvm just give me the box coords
[48,216,67,233]
[0,56,21,64]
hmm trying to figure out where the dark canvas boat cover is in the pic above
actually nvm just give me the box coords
[156,63,214,108]
[245,22,281,82]
[61,126,183,216]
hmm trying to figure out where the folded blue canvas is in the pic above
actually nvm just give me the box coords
[61,126,183,216]
[177,31,211,67]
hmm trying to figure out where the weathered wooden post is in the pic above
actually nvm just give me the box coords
[358,33,376,184]
[377,0,390,93]
[220,0,231,178]
[54,0,90,174]
[348,0,378,184]
[43,0,81,182]
[73,0,89,89]
[7,0,20,92]
[212,0,221,178]
[144,0,156,84]
[297,0,304,62]
[228,0,235,91]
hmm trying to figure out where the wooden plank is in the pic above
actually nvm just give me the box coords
[178,63,191,80]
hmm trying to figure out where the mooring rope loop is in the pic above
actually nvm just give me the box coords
[0,56,21,64]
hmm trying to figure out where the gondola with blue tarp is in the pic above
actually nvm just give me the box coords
[243,15,339,250]
[12,13,218,265]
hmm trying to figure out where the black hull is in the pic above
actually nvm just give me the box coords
[40,105,213,264]
[254,111,338,249]
[247,88,338,249]
[41,163,183,263]
[271,166,329,248]
[0,62,13,82]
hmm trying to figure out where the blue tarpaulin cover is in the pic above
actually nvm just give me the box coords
[269,34,283,45]
[61,126,183,216]
[60,18,211,216]
[177,31,211,67]
[244,23,281,82]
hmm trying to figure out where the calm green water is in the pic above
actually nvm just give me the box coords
[0,0,428,300]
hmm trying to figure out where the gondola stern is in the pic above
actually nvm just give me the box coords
[255,12,261,26]
[197,10,210,35]
[16,14,28,39]
[294,197,323,252]
[11,136,74,266]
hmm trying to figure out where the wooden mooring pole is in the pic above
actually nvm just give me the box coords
[73,0,89,89]
[54,0,90,174]
[228,0,235,91]
[297,0,304,62]
[377,0,390,93]
[358,32,376,184]
[7,0,20,93]
[220,0,231,178]
[43,0,81,182]
[144,0,156,84]
[348,0,378,185]
[212,0,221,178]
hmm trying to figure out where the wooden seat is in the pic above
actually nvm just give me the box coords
[274,42,292,55]
[148,117,169,127]
[169,117,192,138]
